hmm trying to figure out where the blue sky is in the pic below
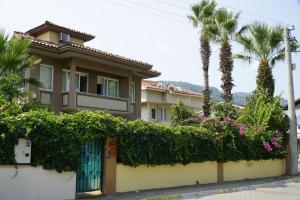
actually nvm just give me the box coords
[1,0,299,100]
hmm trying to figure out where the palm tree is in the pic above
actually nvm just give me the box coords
[0,31,42,90]
[188,0,216,117]
[207,8,239,102]
[234,23,286,97]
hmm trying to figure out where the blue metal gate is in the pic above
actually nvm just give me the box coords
[76,140,103,192]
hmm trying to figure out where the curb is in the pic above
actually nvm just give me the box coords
[144,176,300,200]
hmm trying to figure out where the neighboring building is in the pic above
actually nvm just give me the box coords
[141,80,202,124]
[15,21,160,120]
[283,98,300,145]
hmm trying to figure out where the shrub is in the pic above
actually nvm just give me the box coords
[171,101,195,126]
[211,102,239,121]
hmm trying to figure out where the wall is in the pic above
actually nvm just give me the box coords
[0,165,76,200]
[116,162,218,192]
[115,159,286,193]
[223,159,286,181]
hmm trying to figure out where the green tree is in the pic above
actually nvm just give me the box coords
[235,23,284,97]
[188,0,216,117]
[171,101,194,125]
[207,8,239,102]
[0,30,42,97]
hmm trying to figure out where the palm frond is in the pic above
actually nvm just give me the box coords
[233,53,253,63]
[22,77,43,88]
[270,52,284,66]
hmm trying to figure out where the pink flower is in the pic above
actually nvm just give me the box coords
[271,137,282,148]
[224,117,234,125]
[263,142,273,152]
[236,124,246,137]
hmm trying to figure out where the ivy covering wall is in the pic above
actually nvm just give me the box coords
[0,106,287,172]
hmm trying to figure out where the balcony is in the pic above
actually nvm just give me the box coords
[62,92,129,112]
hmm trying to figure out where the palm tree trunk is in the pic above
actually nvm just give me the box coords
[200,35,211,117]
[219,42,234,102]
[256,60,274,97]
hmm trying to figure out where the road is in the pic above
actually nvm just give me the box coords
[195,181,300,200]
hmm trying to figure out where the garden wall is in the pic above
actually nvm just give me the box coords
[0,165,76,200]
[223,159,286,181]
[115,159,286,193]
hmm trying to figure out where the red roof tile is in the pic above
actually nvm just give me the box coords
[142,80,201,96]
[26,21,95,42]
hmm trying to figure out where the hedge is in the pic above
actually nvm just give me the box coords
[0,110,287,172]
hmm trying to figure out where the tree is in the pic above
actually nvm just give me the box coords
[0,30,42,94]
[207,8,239,102]
[171,101,194,126]
[235,23,284,97]
[188,0,216,117]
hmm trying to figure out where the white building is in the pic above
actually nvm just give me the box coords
[141,81,202,124]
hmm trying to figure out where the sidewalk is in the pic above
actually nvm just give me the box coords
[81,175,300,200]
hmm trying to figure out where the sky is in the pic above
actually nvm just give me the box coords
[1,0,300,102]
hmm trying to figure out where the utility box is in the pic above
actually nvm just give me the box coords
[14,138,31,164]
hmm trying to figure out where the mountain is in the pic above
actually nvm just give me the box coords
[158,81,287,106]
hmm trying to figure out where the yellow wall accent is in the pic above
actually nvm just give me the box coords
[224,159,286,181]
[116,162,218,193]
[70,37,84,45]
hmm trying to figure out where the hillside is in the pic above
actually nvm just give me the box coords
[158,81,287,106]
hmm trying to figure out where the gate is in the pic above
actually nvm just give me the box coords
[76,140,103,193]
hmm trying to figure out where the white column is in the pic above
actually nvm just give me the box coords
[69,60,76,109]
[127,75,132,114]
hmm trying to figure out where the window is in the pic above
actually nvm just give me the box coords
[151,108,156,120]
[62,70,88,92]
[97,76,119,97]
[159,107,166,121]
[131,82,136,103]
[40,65,53,90]
[62,71,70,92]
[76,73,88,92]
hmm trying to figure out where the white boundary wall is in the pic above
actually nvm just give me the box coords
[0,165,76,200]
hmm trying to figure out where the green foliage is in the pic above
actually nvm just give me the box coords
[171,101,195,126]
[117,120,220,166]
[211,102,239,120]
[0,92,288,171]
[237,89,288,132]
[0,73,24,101]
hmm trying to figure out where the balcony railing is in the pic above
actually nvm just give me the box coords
[62,92,128,112]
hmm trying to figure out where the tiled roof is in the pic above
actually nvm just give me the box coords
[14,32,159,75]
[26,21,95,42]
[142,80,201,96]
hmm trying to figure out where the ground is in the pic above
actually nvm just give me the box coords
[194,181,300,200]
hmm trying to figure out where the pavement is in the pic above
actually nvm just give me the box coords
[80,157,300,200]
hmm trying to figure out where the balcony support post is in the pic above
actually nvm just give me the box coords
[127,74,132,114]
[69,60,77,109]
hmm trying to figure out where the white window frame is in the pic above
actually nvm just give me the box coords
[97,75,119,97]
[62,69,89,93]
[40,64,54,91]
[159,107,166,121]
[76,72,89,92]
[131,82,136,103]
[151,107,156,120]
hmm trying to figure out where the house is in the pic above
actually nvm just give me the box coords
[283,98,300,145]
[15,21,160,120]
[141,80,202,124]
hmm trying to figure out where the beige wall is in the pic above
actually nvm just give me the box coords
[142,89,202,109]
[116,162,218,192]
[36,31,59,44]
[36,31,84,45]
[223,159,286,181]
[115,159,286,193]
